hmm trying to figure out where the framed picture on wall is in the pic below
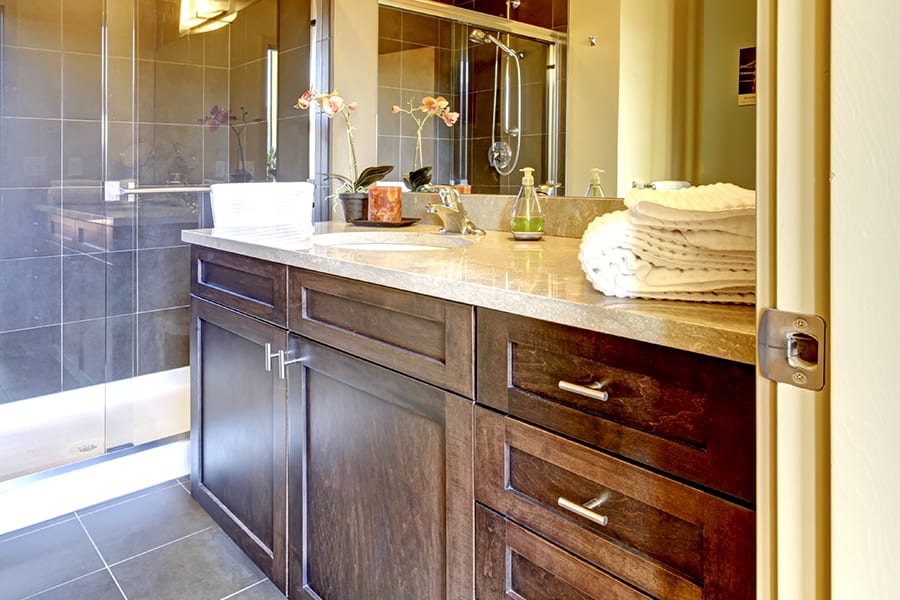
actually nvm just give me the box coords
[738,46,757,106]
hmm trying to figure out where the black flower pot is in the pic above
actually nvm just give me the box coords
[338,192,368,222]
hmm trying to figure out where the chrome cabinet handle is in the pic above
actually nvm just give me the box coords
[558,380,609,402]
[278,350,305,380]
[264,343,280,372]
[558,496,609,526]
[265,344,303,379]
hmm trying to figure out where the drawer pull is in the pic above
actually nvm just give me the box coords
[558,380,609,402]
[558,496,609,526]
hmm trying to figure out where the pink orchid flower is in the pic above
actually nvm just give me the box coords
[295,89,316,110]
[442,111,460,126]
[322,95,345,117]
[419,96,449,115]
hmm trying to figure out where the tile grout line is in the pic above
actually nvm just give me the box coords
[74,480,182,518]
[0,515,78,545]
[219,578,270,600]
[74,512,129,600]
[105,525,217,569]
[18,567,110,600]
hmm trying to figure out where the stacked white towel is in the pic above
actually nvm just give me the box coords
[579,183,755,303]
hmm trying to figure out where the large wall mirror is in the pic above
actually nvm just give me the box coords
[374,0,756,197]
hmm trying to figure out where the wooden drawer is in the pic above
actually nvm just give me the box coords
[191,246,287,327]
[476,503,651,600]
[475,407,754,599]
[289,269,474,398]
[477,308,755,503]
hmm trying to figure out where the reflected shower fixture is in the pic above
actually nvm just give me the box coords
[468,28,523,175]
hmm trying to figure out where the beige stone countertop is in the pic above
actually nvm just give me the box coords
[182,221,757,365]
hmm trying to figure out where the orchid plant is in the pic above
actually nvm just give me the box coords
[296,89,392,193]
[392,96,459,189]
[202,105,261,182]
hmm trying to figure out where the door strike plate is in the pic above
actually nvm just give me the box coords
[758,308,826,391]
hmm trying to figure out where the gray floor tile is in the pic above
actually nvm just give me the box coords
[0,519,105,600]
[75,480,181,516]
[0,513,76,544]
[78,483,215,564]
[30,570,125,600]
[112,528,265,600]
[226,579,286,599]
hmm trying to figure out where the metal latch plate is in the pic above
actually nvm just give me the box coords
[758,308,826,390]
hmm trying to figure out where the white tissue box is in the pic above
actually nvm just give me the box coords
[210,181,314,228]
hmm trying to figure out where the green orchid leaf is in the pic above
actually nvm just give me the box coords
[405,166,433,191]
[354,165,394,190]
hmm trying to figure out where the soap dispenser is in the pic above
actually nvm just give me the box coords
[585,168,606,198]
[510,167,544,240]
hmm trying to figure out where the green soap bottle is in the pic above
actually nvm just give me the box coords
[585,167,606,198]
[509,167,544,240]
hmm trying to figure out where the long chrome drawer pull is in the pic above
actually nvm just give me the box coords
[558,380,609,402]
[558,497,609,526]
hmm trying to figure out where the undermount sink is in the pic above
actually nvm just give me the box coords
[312,231,475,251]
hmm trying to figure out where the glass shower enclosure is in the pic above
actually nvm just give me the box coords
[0,0,285,484]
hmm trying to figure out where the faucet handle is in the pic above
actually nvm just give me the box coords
[435,185,462,209]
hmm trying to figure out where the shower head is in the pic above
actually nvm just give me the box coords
[468,28,519,58]
[468,28,489,44]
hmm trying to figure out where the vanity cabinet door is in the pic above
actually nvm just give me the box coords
[190,297,287,591]
[287,336,474,600]
[475,407,754,600]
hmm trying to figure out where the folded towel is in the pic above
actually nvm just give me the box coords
[625,182,756,239]
[579,209,755,304]
[579,243,755,302]
[625,182,756,218]
[584,210,754,269]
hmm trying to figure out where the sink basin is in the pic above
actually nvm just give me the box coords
[312,231,475,251]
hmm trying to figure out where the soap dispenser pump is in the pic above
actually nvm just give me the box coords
[510,167,544,240]
[585,168,606,198]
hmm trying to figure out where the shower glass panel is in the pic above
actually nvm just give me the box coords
[0,0,283,484]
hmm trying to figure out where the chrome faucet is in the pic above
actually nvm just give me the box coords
[426,186,485,235]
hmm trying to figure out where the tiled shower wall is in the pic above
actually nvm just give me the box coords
[377,7,456,188]
[0,0,311,406]
[376,1,566,195]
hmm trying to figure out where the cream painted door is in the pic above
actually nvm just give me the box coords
[830,0,900,597]
[759,0,900,597]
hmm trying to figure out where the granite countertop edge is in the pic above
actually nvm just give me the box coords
[183,223,757,365]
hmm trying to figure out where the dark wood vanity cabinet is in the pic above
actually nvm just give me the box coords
[189,248,289,590]
[474,309,756,599]
[286,269,475,599]
[188,245,756,599]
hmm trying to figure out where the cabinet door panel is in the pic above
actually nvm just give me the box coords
[288,337,474,600]
[190,298,287,590]
[477,308,755,503]
[475,407,754,600]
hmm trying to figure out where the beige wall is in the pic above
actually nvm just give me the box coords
[567,0,756,197]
